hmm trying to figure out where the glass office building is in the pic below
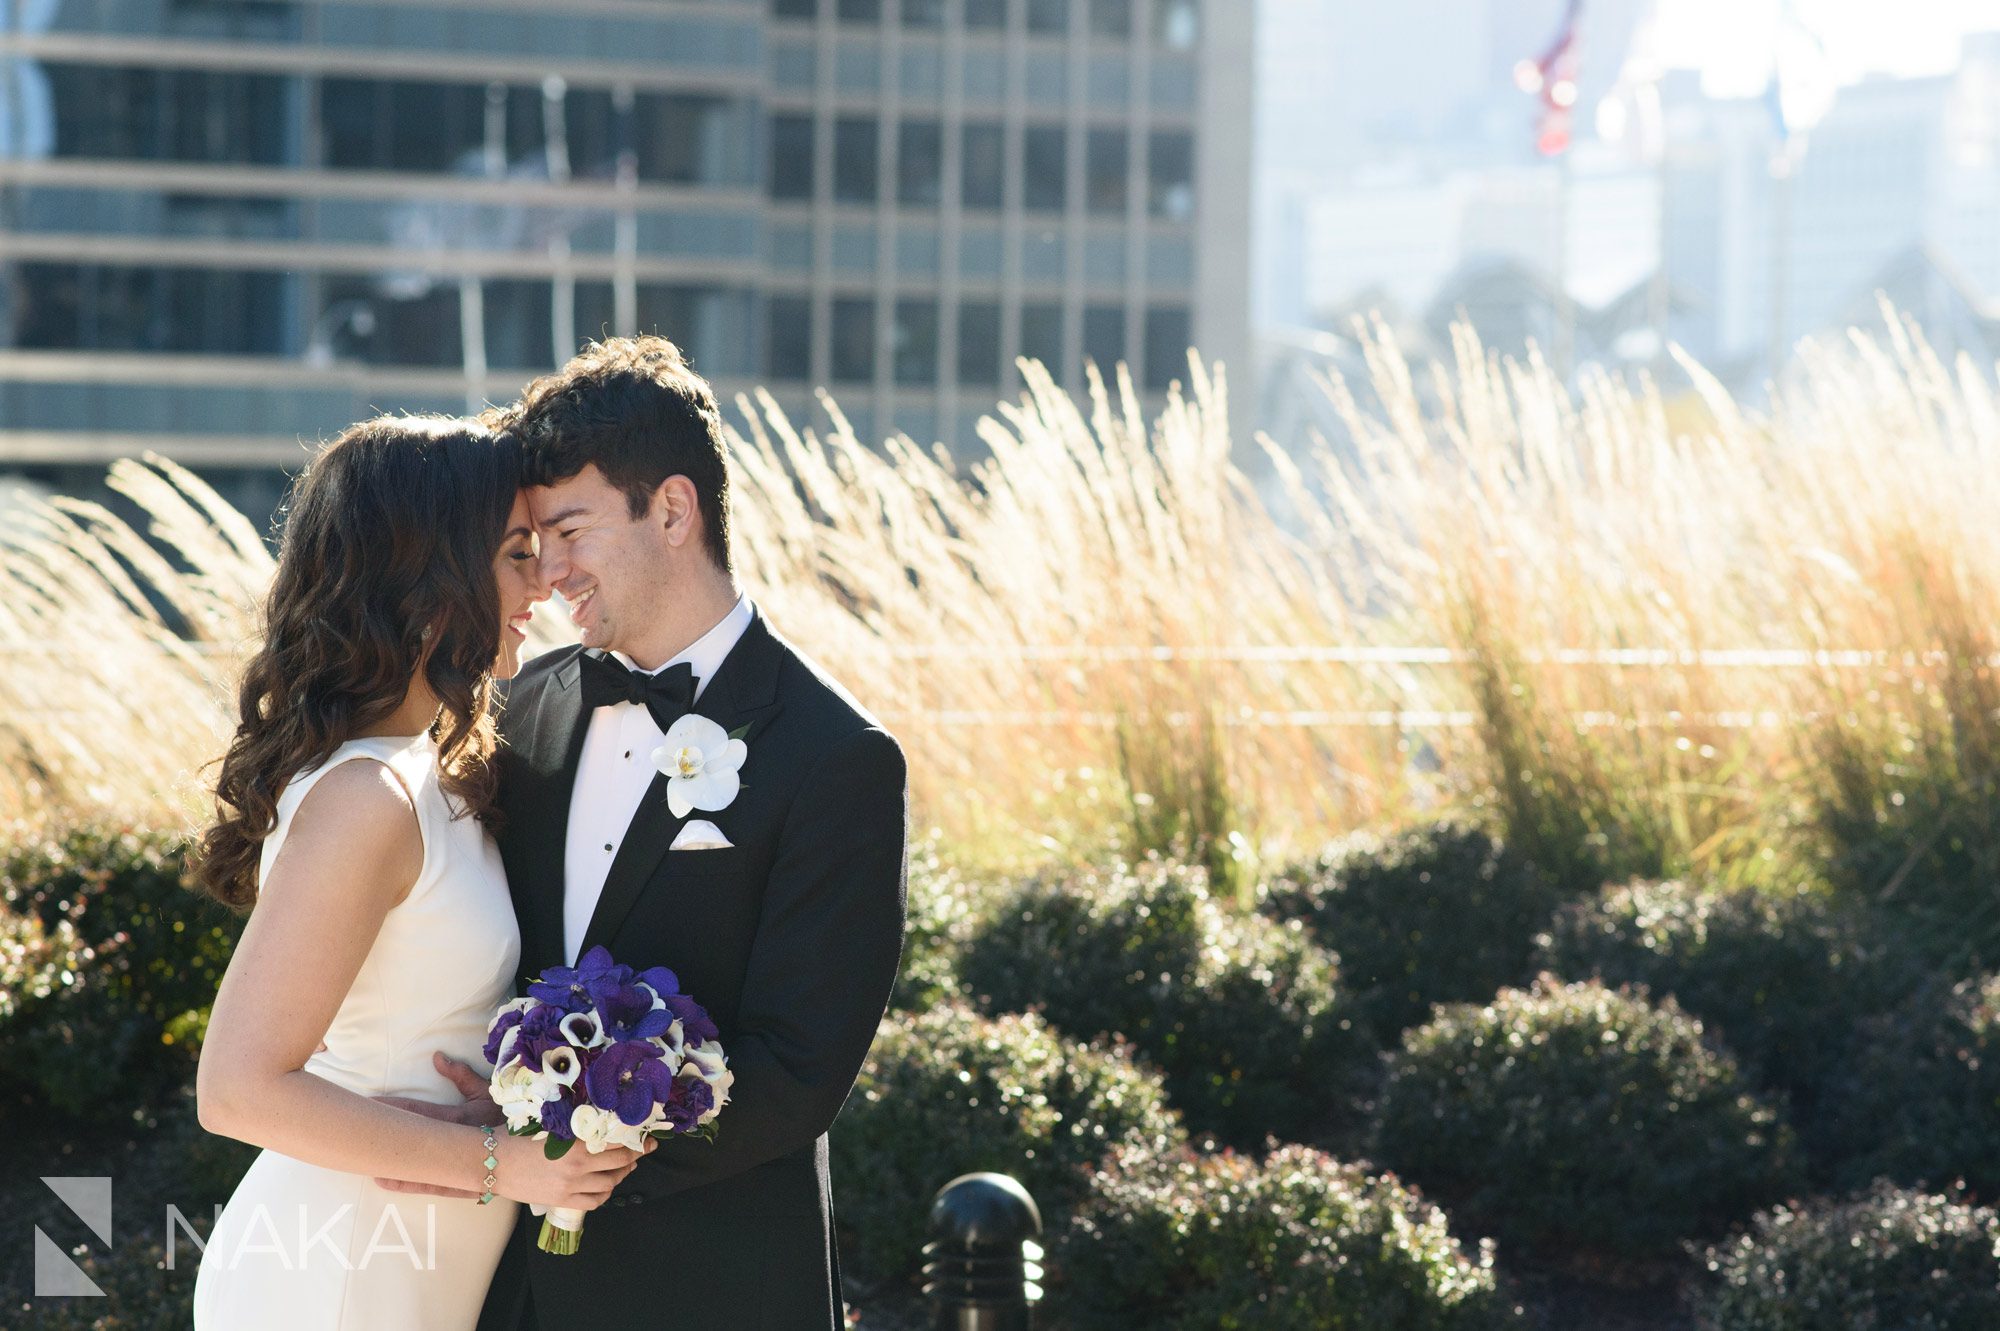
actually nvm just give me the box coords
[0,0,1250,515]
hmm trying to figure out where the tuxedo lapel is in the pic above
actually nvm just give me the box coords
[575,611,786,961]
[517,652,592,980]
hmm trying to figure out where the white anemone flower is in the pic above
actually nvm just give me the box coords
[567,1103,618,1151]
[491,1061,553,1131]
[650,715,747,818]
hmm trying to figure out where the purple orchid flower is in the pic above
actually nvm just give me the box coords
[527,946,632,1011]
[585,1039,677,1127]
[661,992,720,1045]
[595,980,675,1044]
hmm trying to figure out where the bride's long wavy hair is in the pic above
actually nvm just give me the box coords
[194,416,521,910]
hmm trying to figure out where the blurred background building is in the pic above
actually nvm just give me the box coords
[0,0,1251,519]
[11,0,2000,517]
[1253,0,2000,444]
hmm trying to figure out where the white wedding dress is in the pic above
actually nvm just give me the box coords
[194,731,522,1331]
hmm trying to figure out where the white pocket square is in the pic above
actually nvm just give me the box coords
[669,820,733,851]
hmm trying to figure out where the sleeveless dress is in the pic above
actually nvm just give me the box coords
[194,731,523,1331]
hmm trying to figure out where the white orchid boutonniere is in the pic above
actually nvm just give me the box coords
[651,714,751,818]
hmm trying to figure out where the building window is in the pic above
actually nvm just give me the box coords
[564,88,620,178]
[633,95,739,185]
[635,284,750,376]
[958,301,1001,384]
[1088,0,1131,37]
[770,113,815,200]
[773,0,816,15]
[1026,0,1068,34]
[314,279,462,367]
[1019,302,1062,375]
[902,0,946,25]
[1086,128,1127,214]
[964,0,1007,30]
[482,279,555,369]
[1023,126,1066,212]
[898,120,943,207]
[1144,306,1190,390]
[1083,304,1124,375]
[17,264,286,356]
[893,299,938,385]
[1148,129,1194,221]
[1154,0,1197,49]
[832,297,876,380]
[962,123,1005,210]
[321,79,554,174]
[574,282,616,343]
[837,0,881,20]
[52,66,289,166]
[834,117,879,203]
[767,295,812,380]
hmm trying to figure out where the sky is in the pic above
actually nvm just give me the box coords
[1653,0,2000,95]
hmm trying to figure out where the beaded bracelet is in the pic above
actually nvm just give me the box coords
[479,1127,499,1206]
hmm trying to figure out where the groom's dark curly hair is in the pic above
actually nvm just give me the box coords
[507,335,733,574]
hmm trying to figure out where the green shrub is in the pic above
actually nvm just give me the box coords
[1805,655,2000,974]
[830,1003,1185,1286]
[0,826,242,1124]
[0,907,84,1023]
[1061,1141,1518,1330]
[1535,878,1912,1157]
[1263,820,1565,1042]
[20,1229,201,1331]
[3,1095,253,1328]
[1828,974,2000,1196]
[889,845,985,1014]
[1695,1183,2000,1331]
[958,860,1366,1144]
[1376,977,1794,1260]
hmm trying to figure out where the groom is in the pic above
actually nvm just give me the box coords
[387,336,908,1329]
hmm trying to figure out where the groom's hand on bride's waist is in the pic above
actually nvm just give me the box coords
[368,1051,504,1197]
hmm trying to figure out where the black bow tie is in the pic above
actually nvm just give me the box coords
[578,651,698,732]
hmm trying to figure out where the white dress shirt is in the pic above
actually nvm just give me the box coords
[562,593,753,965]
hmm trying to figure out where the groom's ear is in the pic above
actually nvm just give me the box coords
[657,475,701,548]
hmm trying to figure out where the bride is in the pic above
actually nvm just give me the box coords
[190,416,648,1330]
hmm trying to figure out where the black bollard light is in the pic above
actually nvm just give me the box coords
[921,1172,1044,1331]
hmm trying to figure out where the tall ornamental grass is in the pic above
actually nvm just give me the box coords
[3,310,1998,907]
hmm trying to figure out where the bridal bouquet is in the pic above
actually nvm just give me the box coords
[482,945,732,1254]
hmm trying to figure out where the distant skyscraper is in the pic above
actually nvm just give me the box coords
[1249,0,1647,338]
[0,0,1251,516]
[1255,0,2000,418]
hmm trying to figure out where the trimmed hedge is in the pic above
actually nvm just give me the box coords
[24,1229,197,1331]
[2,1093,256,1324]
[1263,820,1565,1042]
[1376,977,1794,1260]
[830,1003,1185,1285]
[1830,973,2000,1196]
[959,861,1366,1144]
[0,826,241,1124]
[1535,878,1911,1150]
[1695,1183,2000,1331]
[889,845,986,1014]
[1061,1142,1518,1330]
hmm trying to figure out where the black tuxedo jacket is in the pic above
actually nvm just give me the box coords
[475,608,908,1331]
